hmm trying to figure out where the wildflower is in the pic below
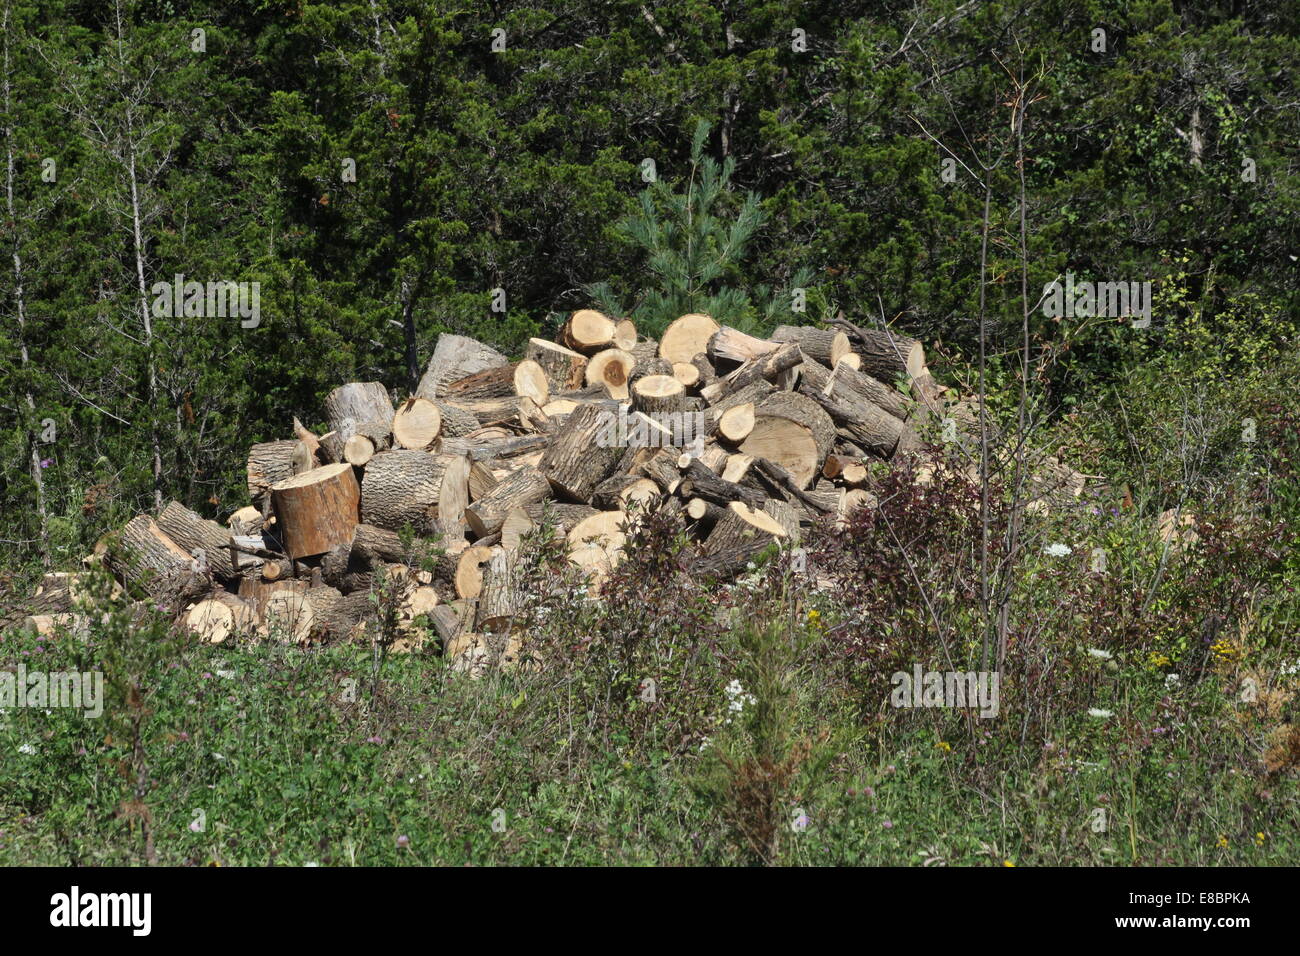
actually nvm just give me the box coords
[396,835,410,848]
[1255,832,1266,846]
[863,786,875,798]
[1003,860,1016,867]
[882,819,893,829]
[39,458,52,469]
[1164,673,1181,688]
[935,740,952,753]
[1216,835,1229,849]
[1087,708,1113,719]
[1086,648,1113,661]
[17,743,36,755]
[1043,542,1072,557]
[188,818,203,833]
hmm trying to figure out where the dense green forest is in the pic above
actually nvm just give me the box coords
[2,0,1299,867]
[2,0,1296,562]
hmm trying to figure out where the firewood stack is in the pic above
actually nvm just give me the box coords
[17,310,1079,670]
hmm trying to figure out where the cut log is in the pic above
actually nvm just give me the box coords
[157,501,237,580]
[799,356,912,422]
[763,498,801,541]
[454,545,495,599]
[105,515,206,606]
[737,393,835,489]
[722,453,755,484]
[227,505,263,536]
[686,497,726,533]
[659,313,720,364]
[672,362,701,389]
[309,585,374,641]
[184,591,256,645]
[700,341,802,404]
[474,549,518,633]
[523,501,600,534]
[770,325,851,367]
[433,402,482,438]
[513,359,550,406]
[708,326,778,366]
[585,348,636,400]
[525,338,588,391]
[391,397,443,450]
[537,403,624,502]
[798,381,913,460]
[676,458,768,510]
[631,374,686,417]
[444,363,521,401]
[291,440,316,475]
[561,308,618,354]
[591,474,660,511]
[445,396,522,426]
[846,328,926,382]
[465,465,552,537]
[416,334,509,400]
[823,453,869,486]
[342,420,392,466]
[716,403,755,443]
[324,382,394,439]
[247,440,298,503]
[612,318,638,352]
[263,588,315,644]
[270,462,360,560]
[704,501,788,555]
[360,450,470,537]
[566,510,628,579]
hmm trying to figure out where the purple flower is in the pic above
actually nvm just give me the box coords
[396,835,409,847]
[39,458,52,469]
[863,786,875,798]
[882,819,894,829]
[366,735,383,744]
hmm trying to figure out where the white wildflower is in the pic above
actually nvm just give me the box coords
[1087,708,1113,719]
[1086,648,1113,660]
[1043,542,1072,557]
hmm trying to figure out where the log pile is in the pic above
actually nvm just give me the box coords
[12,310,1080,670]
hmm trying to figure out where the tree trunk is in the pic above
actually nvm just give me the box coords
[465,465,552,536]
[270,462,361,559]
[360,449,470,537]
[416,333,509,399]
[537,402,624,502]
[156,501,237,580]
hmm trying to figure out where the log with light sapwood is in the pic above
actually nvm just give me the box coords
[798,381,914,460]
[591,474,660,512]
[523,501,600,534]
[440,433,550,463]
[293,416,322,461]
[263,588,315,644]
[763,499,801,541]
[105,515,207,606]
[676,458,768,510]
[672,362,701,389]
[560,308,618,354]
[454,544,495,599]
[706,379,775,426]
[513,360,549,406]
[184,591,256,645]
[465,465,552,537]
[391,397,443,450]
[690,538,774,581]
[247,440,298,502]
[658,313,720,364]
[429,604,466,647]
[360,450,470,537]
[525,337,588,391]
[716,402,755,443]
[320,544,372,594]
[827,319,926,382]
[444,396,522,426]
[631,374,686,417]
[236,575,307,618]
[474,548,518,633]
[612,318,638,352]
[467,461,498,502]
[704,501,788,556]
[770,325,851,367]
[566,510,628,579]
[443,363,519,401]
[722,453,754,484]
[585,348,635,400]
[261,558,290,581]
[537,402,624,502]
[689,353,717,388]
[700,341,801,403]
[324,382,394,440]
[707,326,778,366]
[630,447,683,493]
[686,497,726,533]
[746,456,839,514]
[157,501,237,580]
[822,453,868,486]
[416,333,509,400]
[291,441,316,475]
[432,401,481,438]
[270,462,360,560]
[693,443,730,474]
[909,368,946,416]
[341,420,392,466]
[500,507,536,551]
[629,338,660,366]
[228,505,263,536]
[798,356,912,422]
[738,392,835,489]
[349,522,410,566]
[629,355,673,387]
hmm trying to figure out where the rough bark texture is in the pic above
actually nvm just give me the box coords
[537,403,623,502]
[361,450,470,537]
[416,334,509,400]
[271,462,361,560]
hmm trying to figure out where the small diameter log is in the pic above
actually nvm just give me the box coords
[631,374,686,417]
[525,338,588,391]
[612,318,638,352]
[227,505,263,536]
[434,402,482,438]
[324,382,394,439]
[716,403,755,443]
[658,313,720,364]
[270,462,361,560]
[247,440,298,502]
[184,591,256,645]
[468,460,498,501]
[561,309,617,354]
[307,585,374,641]
[342,420,392,466]
[157,501,237,580]
[585,348,636,400]
[763,499,801,541]
[392,397,443,449]
[689,354,718,389]
[263,588,315,644]
[416,333,509,400]
[707,326,778,366]
[847,328,926,382]
[454,545,495,599]
[474,548,518,633]
[799,356,912,422]
[704,501,788,556]
[361,450,471,537]
[676,458,767,510]
[700,341,801,404]
[465,465,552,537]
[444,396,521,426]
[672,362,701,389]
[444,363,520,401]
[770,325,851,367]
[591,474,660,511]
[537,403,624,502]
[513,359,550,406]
[686,497,726,534]
[798,380,912,459]
[823,454,869,486]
